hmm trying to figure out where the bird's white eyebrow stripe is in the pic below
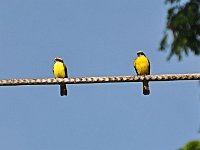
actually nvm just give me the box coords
[54,57,63,62]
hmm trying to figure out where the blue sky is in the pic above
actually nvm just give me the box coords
[0,0,199,150]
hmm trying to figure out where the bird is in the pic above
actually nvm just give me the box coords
[134,51,150,95]
[53,57,68,96]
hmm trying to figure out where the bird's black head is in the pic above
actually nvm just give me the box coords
[137,51,146,56]
[54,57,64,63]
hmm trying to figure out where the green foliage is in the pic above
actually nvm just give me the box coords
[160,0,200,60]
[165,0,180,4]
[179,140,200,150]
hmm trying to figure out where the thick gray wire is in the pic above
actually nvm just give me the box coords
[0,73,199,86]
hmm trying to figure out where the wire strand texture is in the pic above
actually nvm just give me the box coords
[0,73,199,86]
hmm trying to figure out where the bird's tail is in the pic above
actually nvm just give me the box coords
[143,81,150,95]
[60,84,67,96]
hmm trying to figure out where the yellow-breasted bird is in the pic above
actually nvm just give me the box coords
[134,51,150,95]
[53,57,68,96]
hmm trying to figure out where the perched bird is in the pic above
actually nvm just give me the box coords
[134,51,150,95]
[53,57,68,96]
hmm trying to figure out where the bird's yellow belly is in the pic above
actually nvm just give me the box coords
[134,56,150,75]
[136,63,149,75]
[53,62,66,78]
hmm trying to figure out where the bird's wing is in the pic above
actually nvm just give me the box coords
[52,64,54,74]
[147,58,150,75]
[64,64,68,78]
[134,58,139,75]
